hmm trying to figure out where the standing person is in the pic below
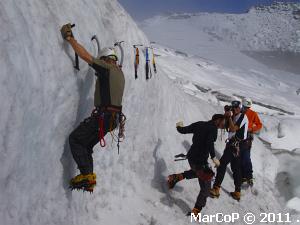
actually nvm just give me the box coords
[210,101,249,201]
[241,97,262,186]
[60,24,125,192]
[167,114,226,216]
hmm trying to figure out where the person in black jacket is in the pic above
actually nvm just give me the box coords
[167,114,225,216]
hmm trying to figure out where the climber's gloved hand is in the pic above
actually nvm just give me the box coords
[60,23,73,41]
[176,121,184,128]
[212,157,220,168]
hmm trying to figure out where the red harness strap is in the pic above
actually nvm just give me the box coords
[94,106,123,149]
[98,114,106,147]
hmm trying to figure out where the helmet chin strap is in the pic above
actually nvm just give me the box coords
[103,57,117,65]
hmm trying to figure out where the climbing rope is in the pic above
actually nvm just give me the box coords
[98,113,106,147]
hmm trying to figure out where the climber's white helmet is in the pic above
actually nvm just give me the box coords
[242,97,253,108]
[99,47,118,61]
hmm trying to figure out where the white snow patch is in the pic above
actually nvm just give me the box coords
[287,197,300,212]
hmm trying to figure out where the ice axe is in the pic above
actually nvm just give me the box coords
[174,153,187,161]
[150,42,157,73]
[91,35,101,58]
[114,41,125,69]
[133,44,143,79]
[70,24,80,71]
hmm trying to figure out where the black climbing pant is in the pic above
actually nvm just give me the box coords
[214,143,242,192]
[183,159,211,209]
[240,140,253,180]
[69,111,117,175]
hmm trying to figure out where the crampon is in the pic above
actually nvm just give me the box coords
[69,181,96,193]
[69,173,96,193]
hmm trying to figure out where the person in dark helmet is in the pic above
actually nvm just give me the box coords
[210,100,248,201]
[167,114,226,216]
[60,23,125,192]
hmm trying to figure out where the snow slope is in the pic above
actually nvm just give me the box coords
[142,4,300,218]
[1,0,300,225]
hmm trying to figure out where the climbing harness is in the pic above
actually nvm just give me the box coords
[92,106,126,154]
[226,136,242,157]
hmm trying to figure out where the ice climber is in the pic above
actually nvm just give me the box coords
[167,114,226,216]
[210,101,248,201]
[60,23,125,192]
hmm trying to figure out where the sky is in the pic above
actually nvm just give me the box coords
[119,0,300,20]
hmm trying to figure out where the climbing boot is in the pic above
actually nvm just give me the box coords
[242,178,254,187]
[70,173,96,192]
[167,174,184,189]
[247,178,254,187]
[210,186,220,198]
[191,207,201,216]
[186,207,202,218]
[230,191,241,201]
[242,178,248,183]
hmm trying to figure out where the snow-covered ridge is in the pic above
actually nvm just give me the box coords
[143,2,300,52]
[249,2,300,13]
